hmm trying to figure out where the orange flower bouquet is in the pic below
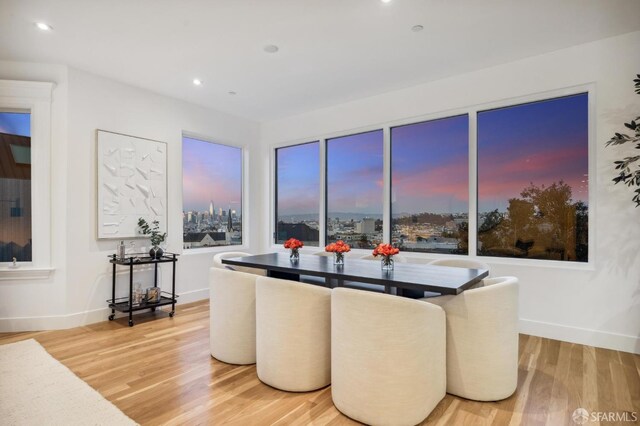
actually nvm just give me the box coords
[325,240,351,265]
[372,243,400,271]
[284,238,304,261]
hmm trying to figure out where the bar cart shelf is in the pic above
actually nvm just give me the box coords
[108,252,179,327]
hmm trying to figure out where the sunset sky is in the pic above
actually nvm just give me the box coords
[275,93,588,217]
[478,93,588,212]
[327,130,384,216]
[277,141,320,217]
[392,114,469,215]
[0,112,30,137]
[182,136,242,213]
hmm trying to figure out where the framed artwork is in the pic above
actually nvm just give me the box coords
[97,130,167,239]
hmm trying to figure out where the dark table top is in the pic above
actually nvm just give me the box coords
[222,253,488,295]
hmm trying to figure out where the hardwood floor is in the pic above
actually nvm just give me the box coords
[1,300,638,425]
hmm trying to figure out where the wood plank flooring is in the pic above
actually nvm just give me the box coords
[1,300,638,425]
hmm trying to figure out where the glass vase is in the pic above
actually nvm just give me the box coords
[334,252,345,266]
[381,256,394,271]
[290,248,299,262]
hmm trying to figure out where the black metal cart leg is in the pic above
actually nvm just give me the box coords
[128,259,134,326]
[109,257,116,321]
[170,254,176,317]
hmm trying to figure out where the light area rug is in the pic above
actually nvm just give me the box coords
[0,339,137,426]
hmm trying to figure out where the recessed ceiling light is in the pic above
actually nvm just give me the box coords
[411,25,424,32]
[193,79,203,86]
[263,45,279,53]
[228,91,237,95]
[35,22,52,31]
[381,0,392,3]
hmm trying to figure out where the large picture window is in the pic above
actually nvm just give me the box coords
[182,136,243,249]
[275,142,320,246]
[477,93,589,262]
[326,130,383,249]
[0,111,31,262]
[391,115,469,254]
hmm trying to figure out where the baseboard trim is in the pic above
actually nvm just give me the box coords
[0,288,209,332]
[519,318,640,354]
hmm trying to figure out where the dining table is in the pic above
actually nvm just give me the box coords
[221,253,489,296]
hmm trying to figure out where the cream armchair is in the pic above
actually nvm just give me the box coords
[209,267,259,365]
[423,276,519,401]
[331,288,446,426]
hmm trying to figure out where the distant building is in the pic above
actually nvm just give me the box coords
[356,218,375,234]
[209,201,214,217]
[183,231,228,248]
[277,222,320,243]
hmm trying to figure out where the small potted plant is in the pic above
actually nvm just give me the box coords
[283,238,304,261]
[372,243,400,271]
[325,240,351,266]
[137,218,167,259]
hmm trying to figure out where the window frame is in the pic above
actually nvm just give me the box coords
[274,140,321,246]
[0,80,53,279]
[325,129,385,249]
[180,131,247,254]
[389,114,471,255]
[270,84,595,268]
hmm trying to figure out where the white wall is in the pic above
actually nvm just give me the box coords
[260,31,640,354]
[0,61,69,328]
[0,62,261,329]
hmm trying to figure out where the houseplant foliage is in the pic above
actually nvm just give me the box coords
[606,74,640,207]
[137,218,167,258]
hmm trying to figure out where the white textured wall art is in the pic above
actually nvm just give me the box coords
[97,130,167,239]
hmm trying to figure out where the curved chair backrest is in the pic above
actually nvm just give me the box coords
[428,257,490,272]
[212,251,266,276]
[331,288,446,425]
[359,254,408,263]
[255,276,332,392]
[313,251,334,257]
[209,267,259,364]
[428,276,518,401]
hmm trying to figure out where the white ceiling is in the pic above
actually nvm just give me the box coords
[1,0,639,121]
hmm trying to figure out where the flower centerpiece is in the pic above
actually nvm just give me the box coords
[372,243,400,271]
[284,238,304,261]
[325,240,351,265]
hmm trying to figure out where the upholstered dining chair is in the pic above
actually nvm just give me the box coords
[212,251,267,276]
[331,288,446,426]
[209,267,258,365]
[427,257,490,273]
[255,276,332,392]
[359,253,409,263]
[422,276,519,401]
[420,257,491,298]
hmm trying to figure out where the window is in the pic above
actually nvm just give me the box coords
[0,111,31,262]
[182,136,243,249]
[326,130,383,249]
[275,142,320,246]
[391,115,469,254]
[477,93,589,262]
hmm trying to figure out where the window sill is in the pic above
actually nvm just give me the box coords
[182,245,250,256]
[0,267,55,281]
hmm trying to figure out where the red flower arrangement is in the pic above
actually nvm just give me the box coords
[372,243,400,270]
[284,238,304,260]
[325,240,351,264]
